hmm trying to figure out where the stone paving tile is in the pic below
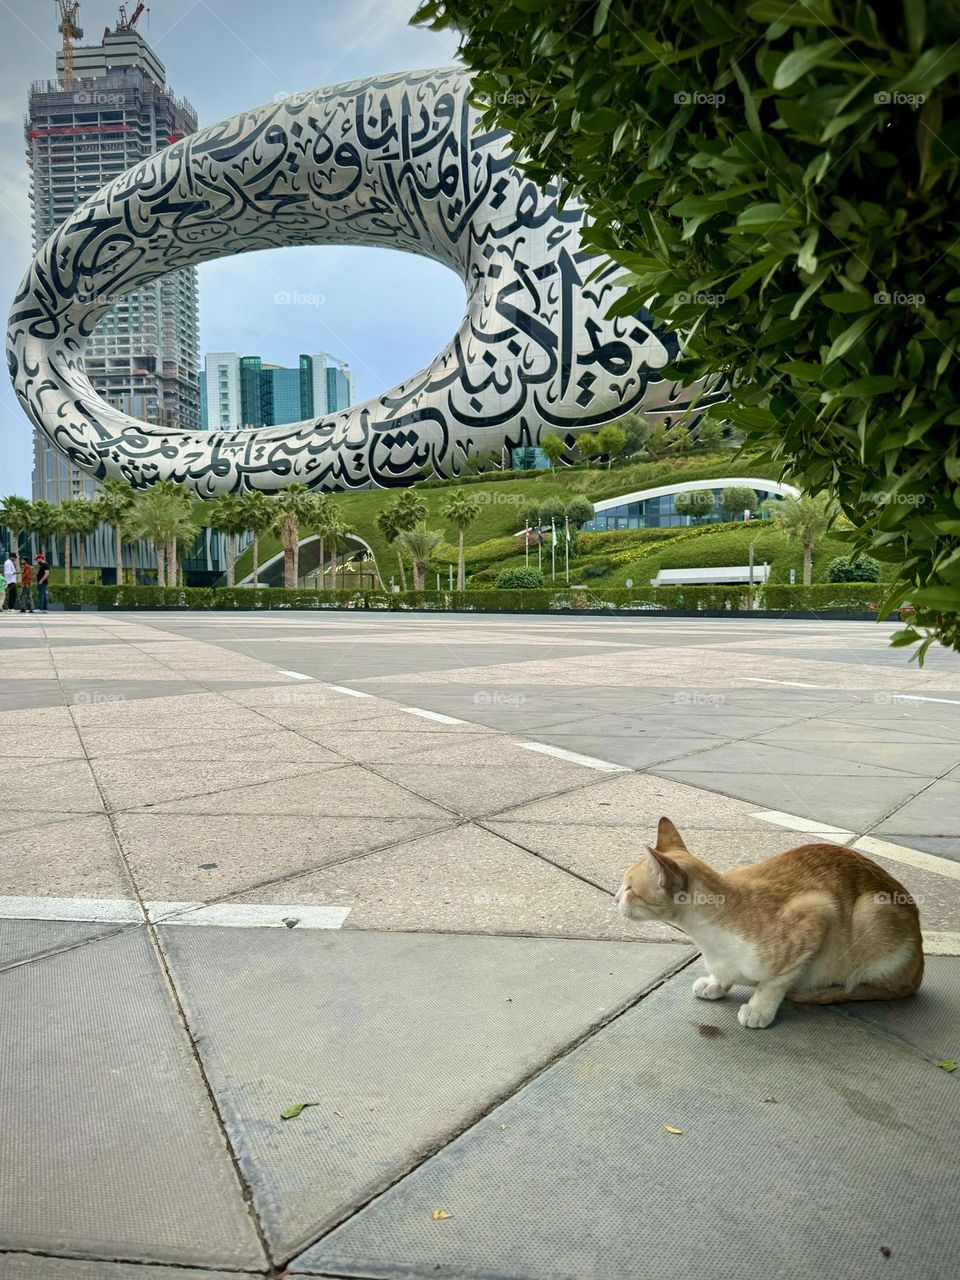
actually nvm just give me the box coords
[126,728,343,765]
[653,741,921,780]
[874,779,960,836]
[373,760,595,820]
[4,760,103,814]
[0,724,85,758]
[113,811,456,901]
[0,919,124,969]
[90,754,339,812]
[754,734,960,774]
[483,820,817,894]
[293,725,497,764]
[238,823,679,942]
[0,1257,251,1280]
[142,767,455,820]
[0,814,134,899]
[0,929,266,1270]
[0,704,77,728]
[651,768,923,832]
[69,691,268,730]
[158,927,690,1259]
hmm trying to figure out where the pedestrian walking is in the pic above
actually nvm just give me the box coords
[35,553,50,612]
[2,552,18,612]
[18,558,35,613]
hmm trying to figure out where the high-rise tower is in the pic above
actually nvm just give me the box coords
[27,6,200,501]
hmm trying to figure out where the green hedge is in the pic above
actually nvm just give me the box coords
[49,582,899,614]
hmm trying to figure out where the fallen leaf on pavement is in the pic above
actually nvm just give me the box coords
[938,1060,957,1073]
[280,1102,321,1120]
[663,1124,684,1135]
[763,1097,778,1103]
[334,1110,345,1117]
[432,1209,453,1220]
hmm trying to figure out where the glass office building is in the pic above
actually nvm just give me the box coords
[583,483,787,531]
[201,352,354,428]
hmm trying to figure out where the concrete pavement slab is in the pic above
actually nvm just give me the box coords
[0,814,134,899]
[0,929,265,1270]
[159,927,690,1260]
[874,780,960,835]
[0,1257,251,1280]
[113,811,455,901]
[0,919,121,968]
[831,955,960,1064]
[90,755,339,812]
[142,767,454,820]
[651,768,923,831]
[4,760,103,814]
[295,962,960,1280]
[236,823,678,942]
[372,761,595,819]
[653,741,921,780]
[882,835,960,862]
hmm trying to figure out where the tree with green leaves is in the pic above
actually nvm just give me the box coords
[308,493,337,589]
[539,432,565,468]
[415,0,960,656]
[125,483,195,587]
[375,504,408,591]
[398,524,444,591]
[57,497,99,584]
[95,478,136,586]
[384,489,429,589]
[674,490,716,526]
[29,500,59,565]
[565,497,595,529]
[576,432,599,463]
[209,493,249,587]
[0,495,32,559]
[719,487,759,522]
[442,490,481,589]
[237,491,276,588]
[765,492,838,586]
[596,423,627,468]
[618,414,650,458]
[270,483,316,589]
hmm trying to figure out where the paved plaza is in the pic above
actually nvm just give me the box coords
[1,610,959,1278]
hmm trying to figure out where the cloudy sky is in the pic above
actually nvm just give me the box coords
[0,0,464,496]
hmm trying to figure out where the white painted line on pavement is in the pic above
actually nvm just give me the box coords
[278,669,313,681]
[744,677,825,689]
[922,931,960,956]
[0,896,143,923]
[518,742,630,773]
[880,694,960,707]
[753,810,856,840]
[325,683,374,698]
[147,902,351,928]
[853,835,960,882]
[401,707,467,725]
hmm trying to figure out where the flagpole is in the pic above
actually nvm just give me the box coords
[538,530,542,572]
[564,515,570,583]
[551,520,556,581]
[525,527,529,568]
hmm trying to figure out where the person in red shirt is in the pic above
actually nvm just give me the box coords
[18,559,35,613]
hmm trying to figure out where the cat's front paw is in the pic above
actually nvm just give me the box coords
[692,976,729,1001]
[738,1000,778,1029]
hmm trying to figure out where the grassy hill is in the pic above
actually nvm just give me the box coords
[233,449,776,583]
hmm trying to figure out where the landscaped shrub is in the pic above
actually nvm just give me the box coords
[826,555,882,584]
[495,566,545,589]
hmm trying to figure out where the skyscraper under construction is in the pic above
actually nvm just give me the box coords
[28,4,200,501]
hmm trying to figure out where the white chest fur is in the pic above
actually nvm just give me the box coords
[690,921,767,985]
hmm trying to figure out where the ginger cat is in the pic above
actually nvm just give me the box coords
[616,817,923,1028]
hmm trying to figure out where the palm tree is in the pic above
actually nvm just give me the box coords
[375,505,407,590]
[209,493,248,587]
[29,500,59,565]
[308,493,337,589]
[398,524,443,591]
[384,489,429,590]
[125,483,195,587]
[326,511,356,589]
[237,491,275,587]
[1,495,33,560]
[271,483,316,589]
[56,498,99,584]
[95,478,136,586]
[441,490,480,590]
[764,491,837,586]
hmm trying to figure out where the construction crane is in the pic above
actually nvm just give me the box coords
[56,1,83,90]
[117,3,148,29]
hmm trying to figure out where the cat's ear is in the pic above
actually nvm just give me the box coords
[646,846,686,893]
[656,816,688,853]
